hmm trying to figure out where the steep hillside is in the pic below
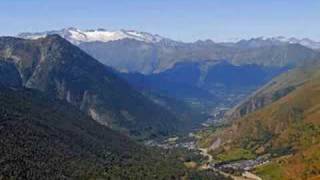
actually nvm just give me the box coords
[0,86,231,179]
[0,61,22,88]
[225,62,320,120]
[0,35,184,139]
[201,64,320,179]
[0,86,139,179]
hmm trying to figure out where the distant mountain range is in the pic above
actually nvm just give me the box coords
[272,36,320,50]
[19,27,166,45]
[19,28,320,50]
[234,36,320,50]
[19,28,320,74]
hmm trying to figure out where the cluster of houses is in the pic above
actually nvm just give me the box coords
[214,155,270,172]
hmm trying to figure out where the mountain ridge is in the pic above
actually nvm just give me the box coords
[18,28,320,75]
[0,35,186,139]
[18,27,167,45]
[18,28,320,50]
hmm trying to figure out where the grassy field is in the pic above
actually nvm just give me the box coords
[216,148,256,162]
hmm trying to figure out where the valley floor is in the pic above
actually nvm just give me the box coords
[145,132,265,180]
[199,147,264,180]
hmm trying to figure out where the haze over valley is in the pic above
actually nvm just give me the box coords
[1,1,320,179]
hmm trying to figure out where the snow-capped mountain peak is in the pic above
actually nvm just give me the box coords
[18,27,165,44]
[267,36,320,50]
[235,36,320,50]
[18,28,320,50]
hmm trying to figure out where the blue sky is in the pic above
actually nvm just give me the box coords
[0,0,319,42]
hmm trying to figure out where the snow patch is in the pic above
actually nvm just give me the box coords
[18,28,165,44]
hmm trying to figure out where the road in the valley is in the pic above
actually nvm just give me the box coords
[198,148,261,180]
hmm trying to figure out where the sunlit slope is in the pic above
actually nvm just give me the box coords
[226,62,320,121]
[203,65,320,179]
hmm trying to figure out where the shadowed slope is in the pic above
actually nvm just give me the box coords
[0,35,184,139]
